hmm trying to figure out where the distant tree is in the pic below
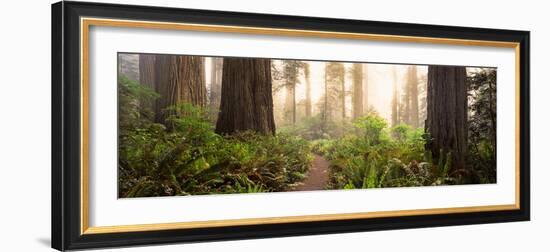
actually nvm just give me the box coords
[400,72,410,125]
[418,70,428,127]
[352,63,363,119]
[282,60,301,124]
[324,62,346,120]
[397,66,420,127]
[406,65,420,127]
[209,57,223,119]
[362,64,369,114]
[426,65,468,174]
[215,58,275,135]
[398,101,407,126]
[341,66,346,120]
[322,63,329,126]
[304,63,312,118]
[391,66,400,127]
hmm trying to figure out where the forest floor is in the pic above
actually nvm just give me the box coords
[294,154,330,191]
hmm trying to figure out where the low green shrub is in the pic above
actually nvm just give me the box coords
[323,113,457,189]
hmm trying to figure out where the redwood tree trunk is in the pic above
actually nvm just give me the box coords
[352,63,363,119]
[215,58,275,135]
[425,65,468,173]
[154,55,206,123]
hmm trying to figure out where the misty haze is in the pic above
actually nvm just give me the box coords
[117,53,496,198]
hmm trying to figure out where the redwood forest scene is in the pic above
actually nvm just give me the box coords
[118,53,497,198]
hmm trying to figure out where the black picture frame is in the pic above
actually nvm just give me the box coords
[52,1,530,251]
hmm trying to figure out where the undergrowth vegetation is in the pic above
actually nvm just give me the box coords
[118,66,497,198]
[118,76,312,197]
[309,113,458,189]
[310,111,498,189]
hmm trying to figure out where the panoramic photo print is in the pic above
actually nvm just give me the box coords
[117,53,497,198]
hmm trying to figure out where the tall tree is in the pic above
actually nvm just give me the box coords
[407,65,420,127]
[282,60,300,124]
[400,68,411,125]
[362,64,369,113]
[215,58,275,135]
[425,65,468,173]
[154,55,206,124]
[352,63,363,119]
[323,63,329,126]
[341,65,346,120]
[391,66,400,127]
[304,63,312,118]
[209,57,223,118]
[135,54,158,121]
[324,62,346,120]
[467,68,497,166]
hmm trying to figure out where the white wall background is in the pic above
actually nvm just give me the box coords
[0,0,546,251]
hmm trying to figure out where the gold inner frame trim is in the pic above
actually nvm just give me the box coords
[84,204,517,234]
[80,17,522,235]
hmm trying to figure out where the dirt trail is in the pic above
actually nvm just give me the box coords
[294,154,330,191]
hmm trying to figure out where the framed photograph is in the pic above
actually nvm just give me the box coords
[52,1,530,250]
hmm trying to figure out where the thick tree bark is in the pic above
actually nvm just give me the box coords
[304,63,312,118]
[154,55,206,123]
[215,58,276,135]
[425,65,468,173]
[408,65,419,128]
[352,63,363,119]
